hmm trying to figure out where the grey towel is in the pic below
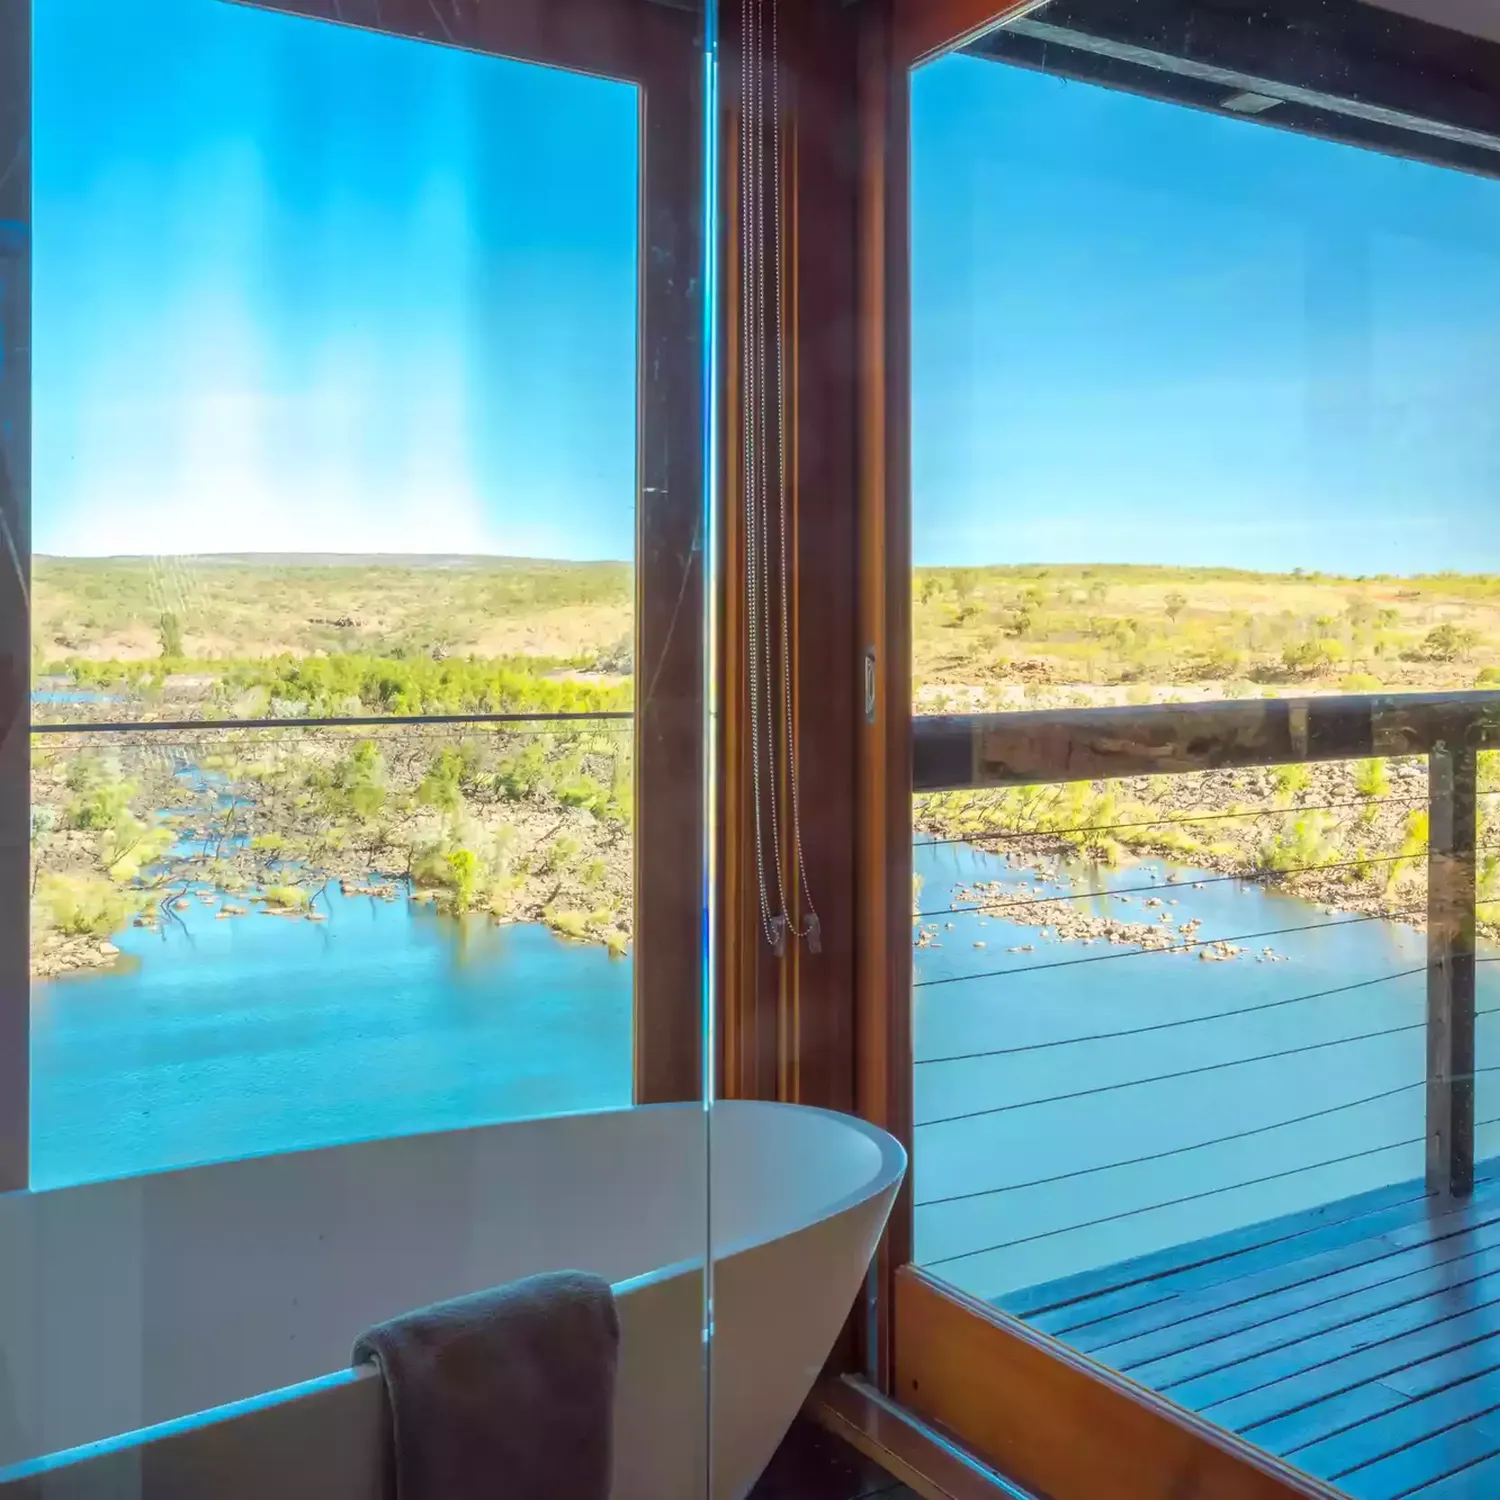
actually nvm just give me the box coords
[353,1270,619,1500]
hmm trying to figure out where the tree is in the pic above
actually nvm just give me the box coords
[1164,591,1188,624]
[1282,638,1343,674]
[332,740,387,819]
[157,611,183,660]
[1421,623,1479,661]
[446,848,479,910]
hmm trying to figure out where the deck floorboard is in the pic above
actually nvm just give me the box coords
[1292,1370,1500,1478]
[997,1169,1500,1497]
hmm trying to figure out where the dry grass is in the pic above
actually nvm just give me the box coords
[913,563,1500,704]
[34,555,633,668]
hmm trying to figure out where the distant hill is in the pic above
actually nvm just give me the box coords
[35,553,631,570]
[33,554,634,665]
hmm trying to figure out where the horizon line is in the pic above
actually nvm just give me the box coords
[31,552,1500,583]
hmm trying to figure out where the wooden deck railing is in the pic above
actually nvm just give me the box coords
[912,690,1500,1200]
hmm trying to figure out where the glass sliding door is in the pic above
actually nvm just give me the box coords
[883,1,1500,1495]
[5,1,716,1494]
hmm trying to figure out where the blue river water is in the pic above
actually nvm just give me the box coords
[30,890,632,1189]
[912,837,1500,1303]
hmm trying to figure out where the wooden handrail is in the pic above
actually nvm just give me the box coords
[913,690,1500,793]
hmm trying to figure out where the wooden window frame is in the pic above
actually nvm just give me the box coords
[0,0,707,1192]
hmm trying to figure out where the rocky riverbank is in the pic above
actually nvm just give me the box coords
[30,725,634,979]
[914,754,1500,958]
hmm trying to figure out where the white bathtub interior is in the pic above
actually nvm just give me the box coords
[0,1100,905,1500]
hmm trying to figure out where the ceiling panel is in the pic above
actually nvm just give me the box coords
[1363,0,1500,44]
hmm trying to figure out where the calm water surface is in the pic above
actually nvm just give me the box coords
[30,889,631,1188]
[912,837,1500,1301]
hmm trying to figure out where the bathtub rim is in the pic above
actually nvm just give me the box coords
[706,1099,907,1258]
[9,1099,907,1269]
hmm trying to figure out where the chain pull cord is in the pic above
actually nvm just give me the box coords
[742,0,818,958]
[752,0,792,950]
[742,0,775,950]
[744,0,780,952]
[768,0,819,956]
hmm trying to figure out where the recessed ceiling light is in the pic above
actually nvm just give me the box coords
[1222,90,1282,113]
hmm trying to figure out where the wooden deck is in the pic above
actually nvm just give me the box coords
[998,1168,1500,1497]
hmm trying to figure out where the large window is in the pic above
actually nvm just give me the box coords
[11,0,706,1187]
[1,0,714,1483]
[897,2,1500,1494]
[910,43,1500,1294]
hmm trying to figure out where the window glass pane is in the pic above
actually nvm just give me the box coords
[30,0,642,1185]
[910,9,1500,1482]
[12,0,716,1491]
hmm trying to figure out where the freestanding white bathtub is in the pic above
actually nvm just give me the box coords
[0,1101,905,1499]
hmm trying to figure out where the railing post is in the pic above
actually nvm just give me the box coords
[1427,740,1477,1200]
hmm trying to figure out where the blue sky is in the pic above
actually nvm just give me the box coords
[33,0,639,558]
[30,4,1500,571]
[912,53,1500,572]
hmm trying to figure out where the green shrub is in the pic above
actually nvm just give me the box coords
[558,774,613,819]
[261,885,310,910]
[37,873,135,937]
[446,847,480,909]
[1196,644,1244,679]
[545,908,591,941]
[417,746,468,812]
[1281,638,1344,673]
[157,611,184,659]
[1388,809,1430,891]
[1420,623,1479,661]
[1272,763,1312,797]
[543,835,581,875]
[1257,811,1332,873]
[332,741,387,819]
